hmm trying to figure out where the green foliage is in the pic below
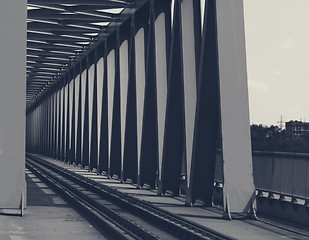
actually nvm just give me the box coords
[250,124,309,153]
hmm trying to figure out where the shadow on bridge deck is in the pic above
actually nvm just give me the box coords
[0,169,105,240]
[36,154,309,240]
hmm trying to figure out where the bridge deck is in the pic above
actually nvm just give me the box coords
[0,168,105,240]
[34,154,309,240]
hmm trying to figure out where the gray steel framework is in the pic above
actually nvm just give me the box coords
[26,0,131,106]
[26,0,256,219]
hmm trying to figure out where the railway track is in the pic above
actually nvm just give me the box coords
[26,154,235,240]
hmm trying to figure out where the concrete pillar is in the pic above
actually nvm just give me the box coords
[0,0,27,214]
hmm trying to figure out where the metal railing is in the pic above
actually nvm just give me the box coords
[214,151,309,205]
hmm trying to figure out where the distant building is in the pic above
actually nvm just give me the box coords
[285,120,309,138]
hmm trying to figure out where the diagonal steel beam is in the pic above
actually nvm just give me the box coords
[28,0,127,7]
[28,32,92,42]
[27,49,75,58]
[27,42,83,51]
[28,22,99,32]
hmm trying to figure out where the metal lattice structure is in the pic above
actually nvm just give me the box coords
[27,0,134,106]
[26,0,256,219]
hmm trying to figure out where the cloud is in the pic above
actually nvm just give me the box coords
[248,79,269,92]
[277,37,297,49]
[274,70,282,76]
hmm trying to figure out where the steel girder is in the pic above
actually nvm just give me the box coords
[26,0,256,220]
[26,0,144,106]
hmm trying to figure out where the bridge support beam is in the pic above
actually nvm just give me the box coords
[0,0,27,214]
[184,0,256,219]
[216,0,256,218]
[25,0,256,220]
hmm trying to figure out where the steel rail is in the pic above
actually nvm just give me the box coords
[26,153,235,240]
[26,158,159,240]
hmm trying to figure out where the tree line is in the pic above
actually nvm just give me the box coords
[250,124,309,153]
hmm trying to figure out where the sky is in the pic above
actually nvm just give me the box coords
[243,0,309,126]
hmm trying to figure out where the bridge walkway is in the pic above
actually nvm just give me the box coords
[0,168,105,240]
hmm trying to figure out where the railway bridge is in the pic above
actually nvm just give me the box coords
[0,0,308,239]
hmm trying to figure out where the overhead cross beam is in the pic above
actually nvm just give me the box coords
[26,0,135,106]
[28,0,127,7]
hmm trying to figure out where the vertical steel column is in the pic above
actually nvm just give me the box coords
[70,67,76,164]
[68,68,74,164]
[159,0,184,196]
[134,5,148,186]
[216,0,256,218]
[119,22,130,182]
[90,49,98,171]
[110,30,121,178]
[32,110,35,152]
[40,100,43,155]
[38,104,41,154]
[55,87,59,158]
[41,102,44,154]
[51,89,55,157]
[66,73,71,162]
[37,107,40,153]
[44,96,47,155]
[36,107,39,152]
[82,58,90,168]
[32,110,34,152]
[31,111,33,152]
[42,99,44,155]
[54,85,58,158]
[181,0,201,203]
[47,93,51,156]
[47,94,52,157]
[63,73,69,162]
[45,97,49,156]
[98,41,109,174]
[62,78,66,161]
[58,81,62,160]
[177,0,201,204]
[107,33,116,177]
[33,109,35,152]
[123,16,138,183]
[96,43,104,174]
[30,111,32,152]
[88,54,95,170]
[46,96,49,156]
[42,99,45,155]
[46,97,49,156]
[36,107,39,153]
[76,63,82,166]
[35,109,37,152]
[153,0,171,190]
[45,97,47,156]
[139,1,158,188]
[186,0,220,206]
